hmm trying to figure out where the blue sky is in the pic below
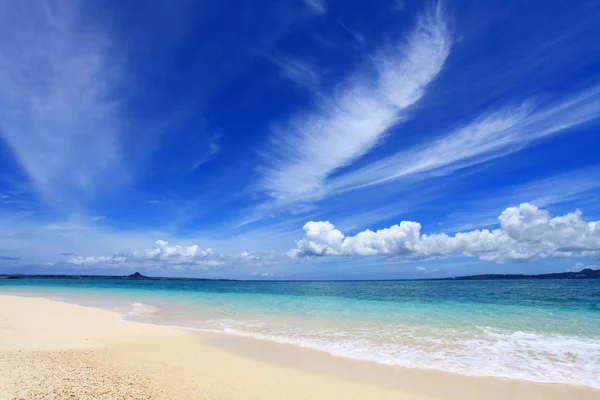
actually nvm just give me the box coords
[1,0,600,279]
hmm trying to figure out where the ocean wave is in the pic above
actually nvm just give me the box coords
[208,318,600,388]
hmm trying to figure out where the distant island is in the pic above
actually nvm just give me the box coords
[0,271,232,281]
[443,268,600,280]
[1,269,599,281]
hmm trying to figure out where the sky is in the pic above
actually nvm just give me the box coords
[1,0,600,280]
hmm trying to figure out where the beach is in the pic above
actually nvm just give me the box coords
[0,295,597,400]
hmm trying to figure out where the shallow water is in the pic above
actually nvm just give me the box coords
[1,278,599,387]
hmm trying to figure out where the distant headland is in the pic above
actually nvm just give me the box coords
[444,268,600,280]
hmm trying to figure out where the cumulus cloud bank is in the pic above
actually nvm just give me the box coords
[292,204,600,262]
[68,204,600,269]
[70,240,265,270]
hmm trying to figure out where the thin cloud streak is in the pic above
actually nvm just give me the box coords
[327,86,600,196]
[304,0,326,15]
[338,20,366,46]
[265,54,321,91]
[260,2,451,202]
[191,133,221,171]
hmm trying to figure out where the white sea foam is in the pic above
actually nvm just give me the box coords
[123,302,161,318]
[209,318,600,388]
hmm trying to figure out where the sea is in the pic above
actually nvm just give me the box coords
[1,278,599,388]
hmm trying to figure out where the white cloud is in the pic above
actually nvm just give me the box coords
[338,20,365,46]
[191,132,221,171]
[0,213,168,266]
[292,203,600,262]
[236,251,262,262]
[0,1,128,202]
[250,271,274,277]
[0,209,303,269]
[304,0,326,14]
[70,240,218,268]
[68,240,276,270]
[326,86,600,195]
[584,251,600,261]
[136,240,215,260]
[261,2,451,201]
[70,256,117,266]
[429,166,600,235]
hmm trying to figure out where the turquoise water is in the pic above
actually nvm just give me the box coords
[1,278,599,387]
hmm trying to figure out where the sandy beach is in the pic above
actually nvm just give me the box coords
[0,295,597,400]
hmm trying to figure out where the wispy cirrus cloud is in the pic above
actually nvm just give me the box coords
[0,1,128,203]
[326,86,600,196]
[260,2,452,202]
[191,132,222,171]
[266,54,321,91]
[304,0,326,15]
[337,20,366,47]
[500,167,600,209]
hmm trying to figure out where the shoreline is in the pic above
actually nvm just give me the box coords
[8,287,599,388]
[126,318,597,390]
[1,294,598,399]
